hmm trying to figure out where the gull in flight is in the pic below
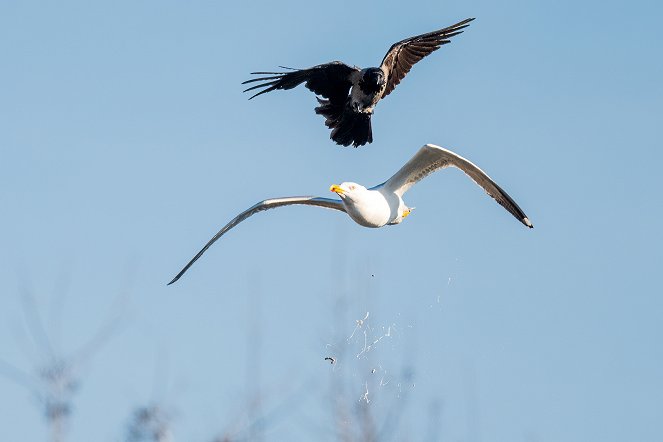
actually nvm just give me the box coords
[168,144,532,285]
[242,18,474,147]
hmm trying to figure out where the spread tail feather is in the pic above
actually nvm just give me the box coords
[315,99,373,147]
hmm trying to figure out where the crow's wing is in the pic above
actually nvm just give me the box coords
[379,18,474,99]
[242,61,360,102]
[168,197,345,285]
[380,144,532,228]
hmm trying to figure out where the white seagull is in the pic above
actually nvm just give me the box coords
[168,144,532,285]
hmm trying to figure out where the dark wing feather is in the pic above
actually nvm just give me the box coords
[167,197,345,285]
[242,61,359,102]
[379,18,475,98]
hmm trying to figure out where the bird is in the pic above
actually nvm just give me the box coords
[167,144,532,285]
[242,18,475,147]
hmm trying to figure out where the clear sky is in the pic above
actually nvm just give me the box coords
[1,0,662,441]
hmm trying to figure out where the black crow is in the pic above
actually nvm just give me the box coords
[242,18,474,147]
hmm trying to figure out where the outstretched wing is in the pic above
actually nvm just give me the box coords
[168,197,345,285]
[242,61,360,102]
[381,144,533,228]
[379,18,474,99]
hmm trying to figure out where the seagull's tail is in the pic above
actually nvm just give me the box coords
[315,99,372,147]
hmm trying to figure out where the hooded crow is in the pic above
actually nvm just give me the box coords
[242,18,474,147]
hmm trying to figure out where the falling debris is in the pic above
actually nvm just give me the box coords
[356,325,392,359]
[360,382,370,404]
[357,312,369,328]
[347,312,370,341]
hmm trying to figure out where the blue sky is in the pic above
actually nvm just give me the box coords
[1,0,662,440]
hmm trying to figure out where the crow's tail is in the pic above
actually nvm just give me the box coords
[315,99,373,147]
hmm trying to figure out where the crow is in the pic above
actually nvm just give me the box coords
[242,18,474,147]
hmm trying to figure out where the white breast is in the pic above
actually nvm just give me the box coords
[342,189,401,228]
[349,85,382,114]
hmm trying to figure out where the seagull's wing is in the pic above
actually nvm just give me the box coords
[242,61,360,102]
[379,18,474,99]
[381,144,533,228]
[168,197,345,285]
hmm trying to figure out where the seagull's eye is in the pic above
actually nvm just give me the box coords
[348,185,356,191]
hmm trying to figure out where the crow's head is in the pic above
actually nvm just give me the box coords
[360,68,386,93]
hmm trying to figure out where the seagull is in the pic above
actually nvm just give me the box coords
[168,144,532,285]
[242,18,474,147]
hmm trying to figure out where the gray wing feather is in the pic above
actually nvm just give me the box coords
[168,197,345,285]
[379,18,474,98]
[382,144,533,228]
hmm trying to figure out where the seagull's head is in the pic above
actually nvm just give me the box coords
[331,182,397,228]
[360,68,386,92]
[330,182,368,202]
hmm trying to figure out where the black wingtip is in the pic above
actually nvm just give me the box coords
[523,217,534,229]
[167,270,186,285]
[243,84,278,99]
[453,17,476,30]
[242,75,285,85]
[247,89,270,100]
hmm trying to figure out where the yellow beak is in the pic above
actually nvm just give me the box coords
[402,209,411,218]
[330,184,344,195]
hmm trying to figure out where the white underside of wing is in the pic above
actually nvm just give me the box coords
[168,196,345,285]
[380,144,532,228]
[382,144,460,195]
